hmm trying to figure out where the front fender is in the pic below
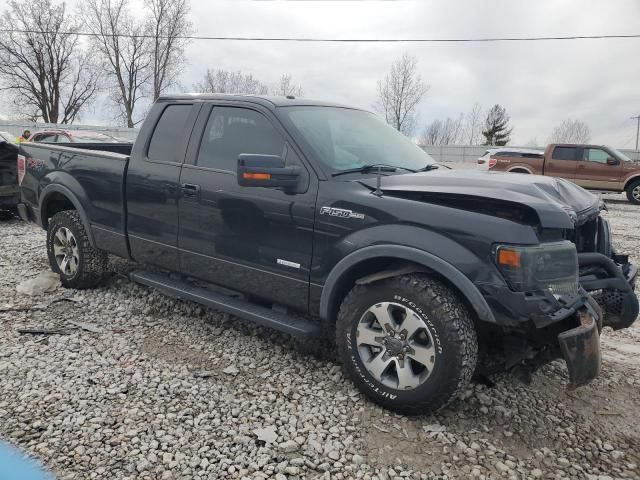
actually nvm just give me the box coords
[319,244,497,324]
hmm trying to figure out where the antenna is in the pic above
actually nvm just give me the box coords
[373,166,383,196]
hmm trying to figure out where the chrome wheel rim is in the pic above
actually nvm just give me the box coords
[633,185,640,201]
[356,302,436,390]
[53,227,79,276]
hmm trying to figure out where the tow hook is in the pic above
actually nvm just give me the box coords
[558,309,601,390]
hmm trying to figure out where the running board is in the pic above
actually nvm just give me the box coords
[129,270,319,339]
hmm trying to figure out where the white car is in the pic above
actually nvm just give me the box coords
[477,147,544,170]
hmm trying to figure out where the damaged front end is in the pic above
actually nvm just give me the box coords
[479,216,638,389]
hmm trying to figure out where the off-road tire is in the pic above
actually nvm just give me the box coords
[336,274,478,415]
[625,179,640,205]
[46,210,107,289]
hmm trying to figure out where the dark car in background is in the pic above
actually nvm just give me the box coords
[0,135,18,213]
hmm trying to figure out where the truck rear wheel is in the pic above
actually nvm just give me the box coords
[626,179,640,205]
[336,274,478,414]
[46,210,107,289]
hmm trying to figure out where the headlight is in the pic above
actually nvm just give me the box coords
[495,241,578,294]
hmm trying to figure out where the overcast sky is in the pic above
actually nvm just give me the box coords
[8,0,640,147]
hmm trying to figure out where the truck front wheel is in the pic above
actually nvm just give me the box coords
[46,210,107,289]
[625,179,640,205]
[336,274,478,415]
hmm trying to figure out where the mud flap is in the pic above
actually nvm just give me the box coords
[557,310,601,389]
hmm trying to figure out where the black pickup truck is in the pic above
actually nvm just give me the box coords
[18,94,639,414]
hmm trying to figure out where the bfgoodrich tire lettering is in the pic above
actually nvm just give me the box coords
[336,274,478,415]
[46,210,107,289]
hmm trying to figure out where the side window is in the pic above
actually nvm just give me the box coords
[38,134,57,142]
[147,104,193,163]
[552,147,577,160]
[197,107,285,172]
[55,135,71,143]
[583,148,609,164]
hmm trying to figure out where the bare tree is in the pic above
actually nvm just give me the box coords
[548,119,591,144]
[524,138,540,148]
[376,53,429,135]
[482,104,513,146]
[419,120,443,146]
[464,102,483,145]
[0,0,99,123]
[145,0,192,101]
[419,114,464,146]
[194,69,269,95]
[273,74,303,97]
[82,0,152,127]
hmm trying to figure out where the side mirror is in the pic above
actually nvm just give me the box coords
[606,157,620,165]
[237,154,300,190]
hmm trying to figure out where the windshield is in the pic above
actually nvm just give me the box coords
[608,146,633,162]
[281,106,435,173]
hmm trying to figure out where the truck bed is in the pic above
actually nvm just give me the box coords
[18,142,130,258]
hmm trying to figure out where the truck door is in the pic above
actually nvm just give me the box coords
[544,146,580,181]
[574,147,622,190]
[177,104,316,311]
[126,102,200,271]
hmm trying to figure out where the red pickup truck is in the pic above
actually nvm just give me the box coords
[487,144,640,204]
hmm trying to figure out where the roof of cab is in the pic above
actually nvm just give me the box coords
[157,93,362,110]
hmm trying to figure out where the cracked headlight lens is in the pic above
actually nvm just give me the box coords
[495,241,578,294]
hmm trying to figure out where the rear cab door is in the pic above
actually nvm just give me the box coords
[544,145,580,181]
[574,147,623,190]
[126,100,202,271]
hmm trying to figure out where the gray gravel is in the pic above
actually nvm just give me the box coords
[1,196,639,480]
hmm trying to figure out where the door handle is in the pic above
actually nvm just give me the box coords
[181,183,201,197]
[578,164,585,169]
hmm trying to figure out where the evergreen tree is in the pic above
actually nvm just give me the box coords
[482,104,513,146]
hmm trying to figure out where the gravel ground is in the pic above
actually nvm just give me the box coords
[1,196,639,480]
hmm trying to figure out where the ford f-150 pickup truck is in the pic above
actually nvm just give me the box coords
[487,143,640,204]
[18,94,639,414]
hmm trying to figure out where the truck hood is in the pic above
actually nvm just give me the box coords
[359,170,600,229]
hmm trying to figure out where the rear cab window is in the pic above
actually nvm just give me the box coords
[147,104,193,163]
[552,147,579,160]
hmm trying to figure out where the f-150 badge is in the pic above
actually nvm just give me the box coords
[320,206,365,219]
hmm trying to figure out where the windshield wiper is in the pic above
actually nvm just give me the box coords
[331,164,416,177]
[417,164,443,172]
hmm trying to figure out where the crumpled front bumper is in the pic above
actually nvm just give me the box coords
[558,306,601,389]
[579,252,639,330]
[557,252,638,389]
